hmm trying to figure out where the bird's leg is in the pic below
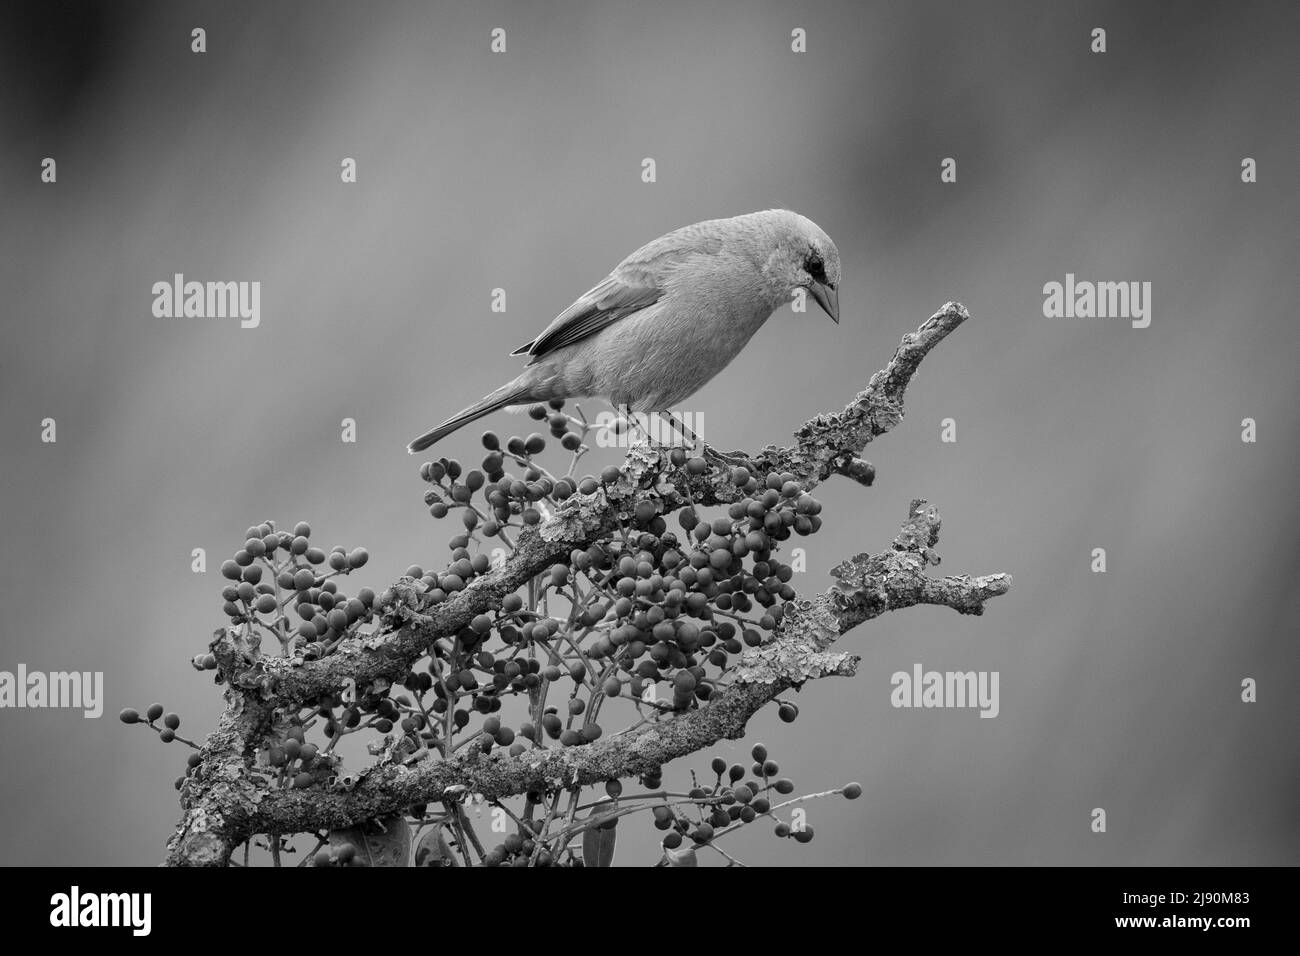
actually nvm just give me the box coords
[621,410,652,448]
[660,412,701,452]
[647,411,751,468]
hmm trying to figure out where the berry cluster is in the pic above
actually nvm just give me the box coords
[652,743,860,853]
[217,520,375,660]
[312,843,357,867]
[263,725,337,789]
[119,702,200,789]
[481,826,558,868]
[397,401,823,755]
[133,400,855,865]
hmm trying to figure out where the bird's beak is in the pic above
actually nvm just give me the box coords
[809,281,839,323]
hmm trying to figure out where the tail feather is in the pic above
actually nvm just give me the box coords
[407,382,532,453]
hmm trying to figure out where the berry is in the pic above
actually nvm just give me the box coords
[119,708,140,724]
[843,782,863,800]
[146,703,164,722]
[163,713,181,730]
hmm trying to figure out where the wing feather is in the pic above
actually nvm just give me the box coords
[511,226,725,362]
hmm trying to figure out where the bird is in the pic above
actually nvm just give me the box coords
[407,209,841,453]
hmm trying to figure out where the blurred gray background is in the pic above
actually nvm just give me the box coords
[1,0,1296,866]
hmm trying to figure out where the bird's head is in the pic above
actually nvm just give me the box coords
[748,209,841,323]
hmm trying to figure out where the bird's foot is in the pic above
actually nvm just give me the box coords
[701,444,755,471]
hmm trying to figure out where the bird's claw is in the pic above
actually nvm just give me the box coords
[702,445,754,470]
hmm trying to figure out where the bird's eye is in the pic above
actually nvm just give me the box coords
[806,253,826,283]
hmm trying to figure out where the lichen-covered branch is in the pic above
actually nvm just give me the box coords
[206,302,971,705]
[166,301,1008,866]
[173,499,1007,855]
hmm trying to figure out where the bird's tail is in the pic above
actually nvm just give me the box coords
[407,381,533,453]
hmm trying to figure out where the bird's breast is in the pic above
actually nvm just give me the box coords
[586,296,776,411]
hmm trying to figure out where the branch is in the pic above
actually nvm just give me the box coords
[180,499,1008,847]
[208,301,971,704]
[166,301,1006,865]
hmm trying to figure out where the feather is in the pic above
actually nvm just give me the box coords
[511,224,727,361]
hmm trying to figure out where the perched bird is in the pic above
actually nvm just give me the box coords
[407,209,841,453]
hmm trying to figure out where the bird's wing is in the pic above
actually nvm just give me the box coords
[510,271,661,360]
[511,227,725,361]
